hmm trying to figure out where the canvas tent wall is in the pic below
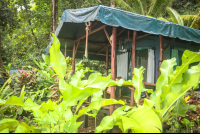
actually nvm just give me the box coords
[115,35,200,97]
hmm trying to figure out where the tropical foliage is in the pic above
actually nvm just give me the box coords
[113,0,200,29]
[0,0,200,133]
[1,33,200,133]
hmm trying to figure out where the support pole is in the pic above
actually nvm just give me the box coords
[104,46,109,99]
[106,46,109,76]
[83,115,88,128]
[131,31,137,107]
[110,27,117,115]
[158,35,163,77]
[64,43,67,58]
[72,42,76,75]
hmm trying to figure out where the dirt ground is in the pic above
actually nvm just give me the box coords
[77,110,122,133]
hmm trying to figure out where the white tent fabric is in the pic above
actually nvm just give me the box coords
[146,49,155,83]
[117,52,128,80]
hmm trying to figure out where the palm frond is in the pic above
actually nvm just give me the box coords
[181,15,196,21]
[148,0,173,18]
[114,0,134,12]
[166,7,184,26]
[157,17,169,22]
[190,11,200,29]
[115,0,145,15]
[132,0,145,15]
[186,16,194,27]
[140,0,151,15]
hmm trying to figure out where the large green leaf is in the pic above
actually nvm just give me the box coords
[161,66,200,117]
[91,90,103,102]
[15,123,27,133]
[63,116,83,133]
[50,33,66,80]
[86,73,111,89]
[161,50,200,102]
[23,98,40,111]
[150,58,177,109]
[0,77,12,97]
[42,54,50,66]
[3,96,24,106]
[78,98,125,117]
[172,102,189,117]
[0,128,9,133]
[69,69,85,87]
[39,99,57,113]
[63,86,99,106]
[124,106,162,133]
[95,116,114,133]
[0,118,19,131]
[132,67,145,105]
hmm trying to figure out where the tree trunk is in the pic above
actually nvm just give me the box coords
[110,0,115,7]
[50,0,58,39]
[0,31,8,83]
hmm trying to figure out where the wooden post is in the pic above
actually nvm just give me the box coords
[106,46,109,76]
[158,35,163,77]
[104,46,109,98]
[64,43,67,58]
[110,27,117,115]
[72,42,76,75]
[131,31,137,107]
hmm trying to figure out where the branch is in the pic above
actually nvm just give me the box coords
[0,0,9,9]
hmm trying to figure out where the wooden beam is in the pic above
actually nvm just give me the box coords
[97,45,108,54]
[75,40,80,54]
[103,27,112,45]
[143,82,156,87]
[131,31,137,107]
[91,21,98,30]
[72,42,76,75]
[162,54,167,60]
[163,38,175,52]
[59,38,75,42]
[75,25,107,42]
[110,27,117,115]
[112,82,156,87]
[158,35,163,77]
[117,33,151,45]
[104,46,109,99]
[61,49,111,57]
[117,29,125,37]
[59,38,107,47]
[136,33,151,40]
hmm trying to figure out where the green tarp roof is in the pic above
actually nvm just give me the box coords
[46,5,200,58]
[59,5,200,43]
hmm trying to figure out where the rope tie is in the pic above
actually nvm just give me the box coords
[84,22,91,62]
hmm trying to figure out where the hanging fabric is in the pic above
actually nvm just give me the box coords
[117,52,128,80]
[84,22,91,62]
[146,49,155,83]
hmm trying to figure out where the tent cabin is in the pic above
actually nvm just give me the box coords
[46,5,200,115]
